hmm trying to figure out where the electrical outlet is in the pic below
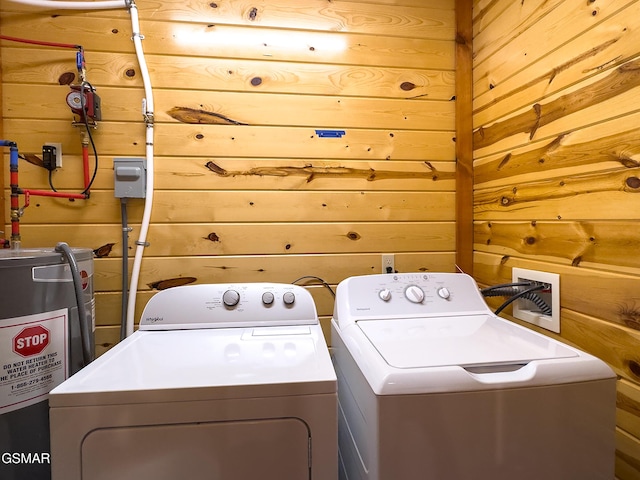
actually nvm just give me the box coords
[382,254,394,274]
[511,268,560,333]
[44,143,63,168]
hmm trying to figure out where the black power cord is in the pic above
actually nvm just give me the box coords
[482,281,552,316]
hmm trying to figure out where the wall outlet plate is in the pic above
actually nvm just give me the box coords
[382,254,394,274]
[511,267,560,333]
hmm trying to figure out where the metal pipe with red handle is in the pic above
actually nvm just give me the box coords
[0,140,21,248]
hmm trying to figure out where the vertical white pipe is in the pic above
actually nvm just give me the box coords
[126,0,154,336]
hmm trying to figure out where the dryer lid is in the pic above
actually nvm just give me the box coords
[358,314,577,369]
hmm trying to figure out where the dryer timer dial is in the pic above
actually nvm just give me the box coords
[222,289,240,307]
[283,291,296,305]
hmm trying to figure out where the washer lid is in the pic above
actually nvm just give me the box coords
[358,314,577,369]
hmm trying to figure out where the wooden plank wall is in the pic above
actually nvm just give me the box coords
[472,0,640,478]
[0,0,457,349]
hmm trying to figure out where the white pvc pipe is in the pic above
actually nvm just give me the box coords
[6,0,126,10]
[125,0,154,337]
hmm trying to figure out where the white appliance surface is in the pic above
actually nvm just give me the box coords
[358,314,576,368]
[331,272,616,480]
[49,283,337,480]
[50,325,333,406]
[332,272,613,395]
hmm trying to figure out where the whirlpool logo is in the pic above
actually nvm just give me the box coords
[2,452,50,464]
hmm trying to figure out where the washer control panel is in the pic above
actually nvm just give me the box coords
[140,283,317,330]
[334,273,491,325]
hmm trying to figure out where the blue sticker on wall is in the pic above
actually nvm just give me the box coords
[315,129,346,138]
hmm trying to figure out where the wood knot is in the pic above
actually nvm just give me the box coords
[629,360,640,379]
[572,256,582,267]
[626,176,640,189]
[500,196,511,206]
[251,77,262,86]
[400,82,416,91]
[205,232,220,242]
[248,7,258,20]
[148,277,197,290]
[524,236,536,245]
[58,72,75,85]
[205,161,227,175]
[619,304,640,330]
[125,69,136,77]
[195,133,204,139]
[346,231,361,240]
[93,243,115,258]
[497,153,511,170]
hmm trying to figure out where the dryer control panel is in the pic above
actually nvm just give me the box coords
[333,273,491,325]
[140,283,318,330]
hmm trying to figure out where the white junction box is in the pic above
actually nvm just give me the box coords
[512,267,560,333]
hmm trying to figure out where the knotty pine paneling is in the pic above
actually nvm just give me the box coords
[4,120,455,161]
[474,1,640,126]
[473,0,632,100]
[472,0,640,477]
[474,112,640,188]
[475,221,640,273]
[1,0,457,359]
[6,157,456,191]
[2,48,456,101]
[16,222,455,257]
[6,191,456,223]
[0,13,455,70]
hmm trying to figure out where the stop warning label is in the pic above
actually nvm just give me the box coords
[0,309,68,414]
[13,325,50,357]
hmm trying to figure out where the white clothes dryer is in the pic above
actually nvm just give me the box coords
[49,283,337,480]
[331,273,616,480]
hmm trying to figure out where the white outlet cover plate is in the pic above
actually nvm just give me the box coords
[511,267,560,333]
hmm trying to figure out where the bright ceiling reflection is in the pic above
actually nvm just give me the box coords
[172,27,347,53]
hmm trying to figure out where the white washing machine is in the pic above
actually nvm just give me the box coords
[49,283,337,480]
[331,273,616,480]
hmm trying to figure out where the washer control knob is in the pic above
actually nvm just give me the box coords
[405,285,425,303]
[283,291,296,305]
[222,289,240,307]
[437,287,451,300]
[378,289,392,301]
[262,291,275,305]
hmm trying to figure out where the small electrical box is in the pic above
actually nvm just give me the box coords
[114,157,146,198]
[43,143,62,170]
